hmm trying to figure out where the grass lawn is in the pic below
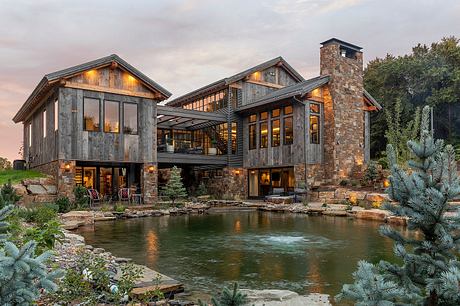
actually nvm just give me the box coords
[0,169,45,185]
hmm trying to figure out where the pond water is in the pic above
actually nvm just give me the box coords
[77,210,400,298]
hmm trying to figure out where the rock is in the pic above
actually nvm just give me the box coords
[356,209,390,221]
[387,216,408,226]
[347,191,368,201]
[94,216,116,222]
[64,232,85,243]
[62,220,85,230]
[93,247,105,254]
[115,257,132,263]
[323,210,347,216]
[26,184,47,194]
[241,290,331,306]
[43,184,57,194]
[61,210,94,225]
[334,188,348,199]
[12,184,28,196]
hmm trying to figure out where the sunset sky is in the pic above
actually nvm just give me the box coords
[0,0,459,162]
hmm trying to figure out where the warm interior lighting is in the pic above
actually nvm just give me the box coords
[250,170,256,174]
[310,88,322,98]
[148,165,155,173]
[64,163,71,172]
[383,178,390,188]
[250,71,262,81]
[234,170,241,175]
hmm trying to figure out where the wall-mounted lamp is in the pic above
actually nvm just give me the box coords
[234,170,241,176]
[64,163,71,172]
[148,165,156,173]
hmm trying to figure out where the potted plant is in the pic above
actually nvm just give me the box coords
[208,138,217,155]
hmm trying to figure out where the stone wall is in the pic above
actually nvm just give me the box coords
[12,176,58,206]
[32,160,59,182]
[205,167,248,200]
[320,41,365,183]
[142,163,158,204]
[58,160,76,200]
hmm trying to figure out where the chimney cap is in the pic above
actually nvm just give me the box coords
[321,38,362,52]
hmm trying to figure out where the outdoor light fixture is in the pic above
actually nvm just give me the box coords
[148,165,155,173]
[234,170,241,175]
[64,163,71,172]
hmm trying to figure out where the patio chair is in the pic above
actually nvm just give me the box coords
[87,188,101,207]
[118,188,131,204]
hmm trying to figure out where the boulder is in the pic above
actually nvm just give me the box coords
[61,210,94,225]
[356,209,390,221]
[387,216,408,226]
[43,184,57,194]
[61,220,85,230]
[12,184,28,196]
[26,184,47,194]
[241,290,331,306]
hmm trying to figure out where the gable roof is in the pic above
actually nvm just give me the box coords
[236,75,382,113]
[166,56,304,107]
[236,75,330,112]
[13,54,171,123]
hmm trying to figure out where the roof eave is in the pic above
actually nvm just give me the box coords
[363,89,382,110]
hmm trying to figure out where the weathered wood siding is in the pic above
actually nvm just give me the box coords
[241,66,298,106]
[242,99,305,168]
[24,89,59,166]
[364,111,370,163]
[58,87,156,163]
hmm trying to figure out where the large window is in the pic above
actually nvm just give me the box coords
[309,103,320,144]
[54,99,58,131]
[284,117,293,145]
[182,89,228,112]
[271,119,280,147]
[123,103,138,134]
[249,124,256,150]
[28,123,32,147]
[260,122,268,148]
[43,109,47,138]
[231,122,237,154]
[84,98,100,131]
[104,100,119,133]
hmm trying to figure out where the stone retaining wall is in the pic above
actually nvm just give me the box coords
[12,175,58,206]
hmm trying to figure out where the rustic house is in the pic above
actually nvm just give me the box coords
[13,38,380,203]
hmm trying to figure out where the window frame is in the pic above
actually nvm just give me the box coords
[283,116,293,145]
[122,102,138,135]
[271,118,280,147]
[54,99,58,131]
[249,124,257,150]
[43,109,47,138]
[104,100,120,133]
[83,97,101,132]
[259,121,268,148]
[309,102,321,145]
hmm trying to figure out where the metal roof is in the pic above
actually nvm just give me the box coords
[165,56,304,107]
[320,38,362,51]
[13,54,171,123]
[235,75,330,113]
[364,89,382,110]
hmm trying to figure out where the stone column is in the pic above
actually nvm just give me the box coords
[142,163,158,204]
[58,160,76,201]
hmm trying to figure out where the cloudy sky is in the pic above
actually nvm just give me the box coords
[0,0,459,162]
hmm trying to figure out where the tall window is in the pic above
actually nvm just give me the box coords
[231,122,237,154]
[284,117,293,145]
[249,124,256,150]
[260,122,268,148]
[271,119,280,147]
[104,100,119,133]
[43,109,47,138]
[123,103,138,134]
[309,103,320,144]
[54,99,58,131]
[84,98,100,131]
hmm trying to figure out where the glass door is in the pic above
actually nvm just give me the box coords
[248,170,259,197]
[99,168,113,196]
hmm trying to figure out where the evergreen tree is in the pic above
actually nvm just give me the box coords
[0,205,62,305]
[196,181,208,196]
[0,181,21,209]
[161,166,187,204]
[337,106,460,305]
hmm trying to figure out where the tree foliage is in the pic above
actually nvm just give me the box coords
[0,205,62,305]
[198,283,249,306]
[0,157,12,171]
[337,106,460,305]
[161,166,187,204]
[0,181,21,209]
[365,36,460,156]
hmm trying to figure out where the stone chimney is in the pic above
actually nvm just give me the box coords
[320,38,365,182]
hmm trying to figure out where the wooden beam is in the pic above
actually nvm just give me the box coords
[246,79,284,89]
[363,106,377,111]
[157,105,227,122]
[64,82,156,99]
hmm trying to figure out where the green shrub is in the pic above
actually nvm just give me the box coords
[73,185,89,209]
[362,161,379,186]
[17,203,58,224]
[0,180,21,208]
[55,196,72,213]
[198,283,248,306]
[195,182,208,196]
[339,179,349,187]
[114,203,126,213]
[24,219,64,254]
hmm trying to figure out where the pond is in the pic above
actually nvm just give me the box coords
[77,209,400,298]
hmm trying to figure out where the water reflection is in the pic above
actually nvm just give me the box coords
[78,211,401,297]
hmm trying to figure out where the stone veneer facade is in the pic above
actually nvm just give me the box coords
[320,41,365,182]
[205,167,248,200]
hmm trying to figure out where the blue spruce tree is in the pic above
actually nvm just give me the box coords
[0,205,62,305]
[337,106,460,305]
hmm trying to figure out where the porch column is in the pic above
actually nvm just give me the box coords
[58,159,76,201]
[142,163,158,204]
